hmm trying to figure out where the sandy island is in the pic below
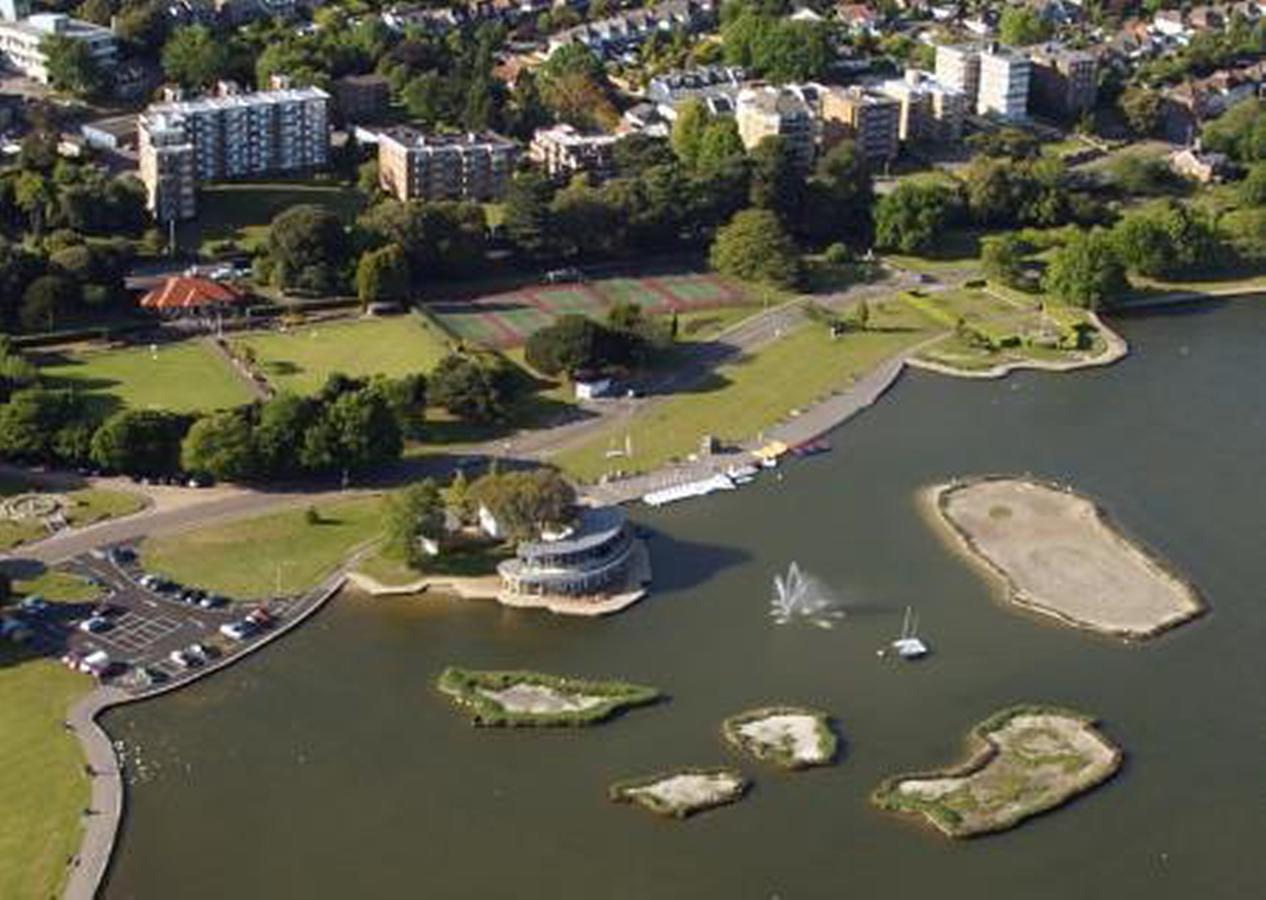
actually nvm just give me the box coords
[926,476,1204,639]
[872,706,1121,838]
[722,707,838,769]
[435,667,660,726]
[610,768,748,819]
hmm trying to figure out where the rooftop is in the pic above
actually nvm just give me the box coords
[140,277,247,311]
[515,506,628,560]
[380,127,517,150]
[146,84,329,118]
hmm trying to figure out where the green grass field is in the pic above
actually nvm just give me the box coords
[0,653,90,900]
[554,299,942,481]
[140,495,386,598]
[38,341,253,415]
[230,316,451,395]
[178,181,366,256]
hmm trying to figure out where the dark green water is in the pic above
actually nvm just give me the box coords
[104,300,1266,900]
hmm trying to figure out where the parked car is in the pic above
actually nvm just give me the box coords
[78,616,112,634]
[139,666,168,686]
[186,643,210,663]
[109,547,137,565]
[543,267,584,284]
[245,608,274,628]
[219,621,255,641]
[80,650,112,676]
[168,649,192,669]
[93,604,125,619]
[199,594,227,610]
[19,595,49,614]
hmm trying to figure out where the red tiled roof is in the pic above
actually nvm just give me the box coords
[140,276,246,310]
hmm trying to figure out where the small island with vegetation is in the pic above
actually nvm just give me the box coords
[927,476,1204,639]
[872,705,1122,838]
[721,706,838,769]
[609,768,749,819]
[435,667,660,727]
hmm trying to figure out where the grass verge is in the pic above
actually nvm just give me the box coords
[140,495,385,598]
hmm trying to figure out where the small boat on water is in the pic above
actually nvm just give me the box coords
[725,463,759,484]
[891,607,929,660]
[789,439,832,459]
[643,473,736,507]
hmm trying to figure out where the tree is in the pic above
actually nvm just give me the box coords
[671,99,711,168]
[1240,162,1266,206]
[14,172,53,239]
[873,183,957,254]
[1043,228,1127,309]
[1111,202,1220,278]
[90,410,188,475]
[429,353,502,423]
[709,208,801,288]
[503,171,555,258]
[470,468,576,540]
[0,389,93,463]
[20,275,80,333]
[356,243,410,306]
[386,479,446,567]
[321,389,403,472]
[181,411,258,481]
[998,7,1052,46]
[1202,99,1266,162]
[1119,87,1163,137]
[162,25,230,88]
[525,314,617,377]
[806,140,873,244]
[980,234,1027,288]
[748,136,804,221]
[695,118,747,176]
[253,392,317,477]
[266,204,350,295]
[42,35,105,98]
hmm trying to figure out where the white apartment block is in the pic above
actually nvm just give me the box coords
[529,124,619,182]
[977,45,1030,120]
[735,85,816,172]
[877,69,966,144]
[138,80,330,221]
[0,13,117,84]
[935,44,980,107]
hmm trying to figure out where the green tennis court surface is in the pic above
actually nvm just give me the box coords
[428,274,743,347]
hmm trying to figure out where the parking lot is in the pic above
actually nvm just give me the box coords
[13,546,303,693]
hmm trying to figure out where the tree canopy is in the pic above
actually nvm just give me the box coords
[709,208,800,288]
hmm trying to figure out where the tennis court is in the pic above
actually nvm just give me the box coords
[427,273,744,348]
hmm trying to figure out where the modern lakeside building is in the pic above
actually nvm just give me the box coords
[497,506,640,599]
[377,127,519,203]
[138,79,330,222]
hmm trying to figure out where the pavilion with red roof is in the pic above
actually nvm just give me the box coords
[139,276,248,314]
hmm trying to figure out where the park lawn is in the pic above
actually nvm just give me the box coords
[672,304,764,342]
[140,495,386,598]
[179,181,365,256]
[231,316,451,395]
[62,489,145,528]
[38,341,253,415]
[15,567,103,603]
[0,518,47,548]
[553,302,943,481]
[0,652,90,900]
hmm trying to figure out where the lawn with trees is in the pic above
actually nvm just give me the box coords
[230,317,449,395]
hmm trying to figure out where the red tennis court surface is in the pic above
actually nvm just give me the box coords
[426,274,742,348]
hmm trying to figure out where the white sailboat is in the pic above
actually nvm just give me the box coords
[891,606,929,660]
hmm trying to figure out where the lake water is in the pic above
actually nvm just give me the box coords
[103,299,1266,899]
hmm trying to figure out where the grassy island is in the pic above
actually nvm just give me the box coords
[609,768,748,819]
[927,476,1204,639]
[435,667,660,727]
[872,705,1122,838]
[722,706,838,769]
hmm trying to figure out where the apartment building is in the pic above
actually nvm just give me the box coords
[935,44,981,107]
[977,45,1031,120]
[377,128,519,203]
[1028,43,1098,120]
[138,80,330,221]
[820,85,900,162]
[0,12,117,83]
[138,114,195,223]
[645,65,745,118]
[877,69,966,144]
[735,85,816,172]
[529,124,619,182]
